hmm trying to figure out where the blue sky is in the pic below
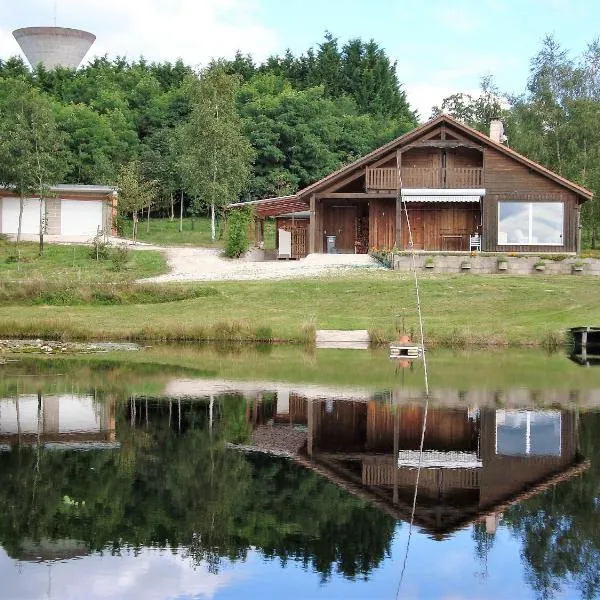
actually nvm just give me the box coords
[1,0,599,118]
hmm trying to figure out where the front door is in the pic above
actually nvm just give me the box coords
[401,208,424,249]
[323,206,358,252]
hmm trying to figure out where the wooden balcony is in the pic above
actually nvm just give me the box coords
[365,166,484,191]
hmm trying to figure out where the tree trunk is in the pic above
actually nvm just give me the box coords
[211,202,216,242]
[17,193,24,244]
[132,210,138,244]
[179,190,184,233]
[38,197,44,256]
[170,193,174,221]
[146,203,151,233]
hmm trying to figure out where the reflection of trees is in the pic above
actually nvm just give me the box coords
[472,522,495,581]
[502,412,600,600]
[0,393,395,580]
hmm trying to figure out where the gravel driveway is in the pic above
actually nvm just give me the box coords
[141,247,382,282]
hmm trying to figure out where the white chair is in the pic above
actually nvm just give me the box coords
[469,234,481,252]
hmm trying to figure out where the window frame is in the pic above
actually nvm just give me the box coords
[497,201,564,246]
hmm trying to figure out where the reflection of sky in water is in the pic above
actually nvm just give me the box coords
[0,527,584,600]
[498,202,562,244]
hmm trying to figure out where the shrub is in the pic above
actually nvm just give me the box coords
[110,245,131,271]
[225,206,253,258]
[89,231,111,260]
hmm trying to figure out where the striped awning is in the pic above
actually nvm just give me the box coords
[402,195,480,203]
[401,188,485,203]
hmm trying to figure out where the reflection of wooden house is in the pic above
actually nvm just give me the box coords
[238,398,588,538]
[231,115,592,254]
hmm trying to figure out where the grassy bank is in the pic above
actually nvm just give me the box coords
[0,281,219,306]
[0,240,167,283]
[0,272,598,346]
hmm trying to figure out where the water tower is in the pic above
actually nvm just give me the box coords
[12,26,96,70]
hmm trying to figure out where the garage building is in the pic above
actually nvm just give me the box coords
[0,185,117,237]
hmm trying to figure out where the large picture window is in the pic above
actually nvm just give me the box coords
[498,202,563,245]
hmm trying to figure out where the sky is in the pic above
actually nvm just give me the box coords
[1,0,599,119]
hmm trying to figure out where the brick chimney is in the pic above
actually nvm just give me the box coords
[489,119,505,144]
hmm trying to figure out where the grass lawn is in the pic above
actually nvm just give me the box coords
[0,271,599,345]
[0,239,167,283]
[118,217,276,249]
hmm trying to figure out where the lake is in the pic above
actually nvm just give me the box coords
[0,346,598,600]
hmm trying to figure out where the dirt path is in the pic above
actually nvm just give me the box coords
[141,247,382,282]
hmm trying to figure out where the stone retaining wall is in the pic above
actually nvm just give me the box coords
[392,254,600,275]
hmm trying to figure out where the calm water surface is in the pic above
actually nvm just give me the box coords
[0,347,599,600]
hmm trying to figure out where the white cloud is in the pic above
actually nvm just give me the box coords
[1,0,280,68]
[0,546,249,600]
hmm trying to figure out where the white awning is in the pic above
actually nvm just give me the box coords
[398,450,482,469]
[401,188,485,202]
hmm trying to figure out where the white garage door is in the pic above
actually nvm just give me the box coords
[61,200,104,236]
[1,197,42,234]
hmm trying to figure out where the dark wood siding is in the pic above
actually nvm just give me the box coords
[369,198,396,250]
[400,202,480,250]
[482,147,579,252]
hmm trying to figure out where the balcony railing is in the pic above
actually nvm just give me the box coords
[365,166,484,191]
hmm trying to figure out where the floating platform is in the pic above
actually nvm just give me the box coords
[315,330,370,350]
[389,343,423,360]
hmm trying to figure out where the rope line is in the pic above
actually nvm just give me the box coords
[395,185,430,600]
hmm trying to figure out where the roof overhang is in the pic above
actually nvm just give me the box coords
[401,188,485,202]
[228,195,309,218]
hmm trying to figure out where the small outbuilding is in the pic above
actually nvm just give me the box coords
[0,184,117,237]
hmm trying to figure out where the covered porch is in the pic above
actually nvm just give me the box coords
[314,188,483,253]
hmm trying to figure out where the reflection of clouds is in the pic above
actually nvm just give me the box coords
[0,546,245,600]
[499,202,563,244]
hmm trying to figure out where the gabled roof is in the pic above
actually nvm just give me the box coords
[295,114,592,201]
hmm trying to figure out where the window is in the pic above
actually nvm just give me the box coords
[495,410,561,457]
[498,202,563,245]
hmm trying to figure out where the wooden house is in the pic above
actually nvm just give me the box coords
[232,115,592,255]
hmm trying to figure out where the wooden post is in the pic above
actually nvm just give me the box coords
[309,193,317,254]
[395,196,402,250]
[396,150,403,249]
[582,328,589,363]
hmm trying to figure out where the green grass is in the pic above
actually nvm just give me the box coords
[0,239,167,283]
[0,272,599,345]
[0,282,219,306]
[118,217,276,249]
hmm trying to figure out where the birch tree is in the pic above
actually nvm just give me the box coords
[175,67,253,241]
[116,160,158,243]
[0,78,66,253]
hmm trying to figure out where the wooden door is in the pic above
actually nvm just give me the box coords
[323,206,357,252]
[401,208,424,249]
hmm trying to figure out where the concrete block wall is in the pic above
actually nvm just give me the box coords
[45,198,61,234]
[392,254,600,275]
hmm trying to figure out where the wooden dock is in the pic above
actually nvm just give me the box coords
[569,326,600,365]
[315,330,370,350]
